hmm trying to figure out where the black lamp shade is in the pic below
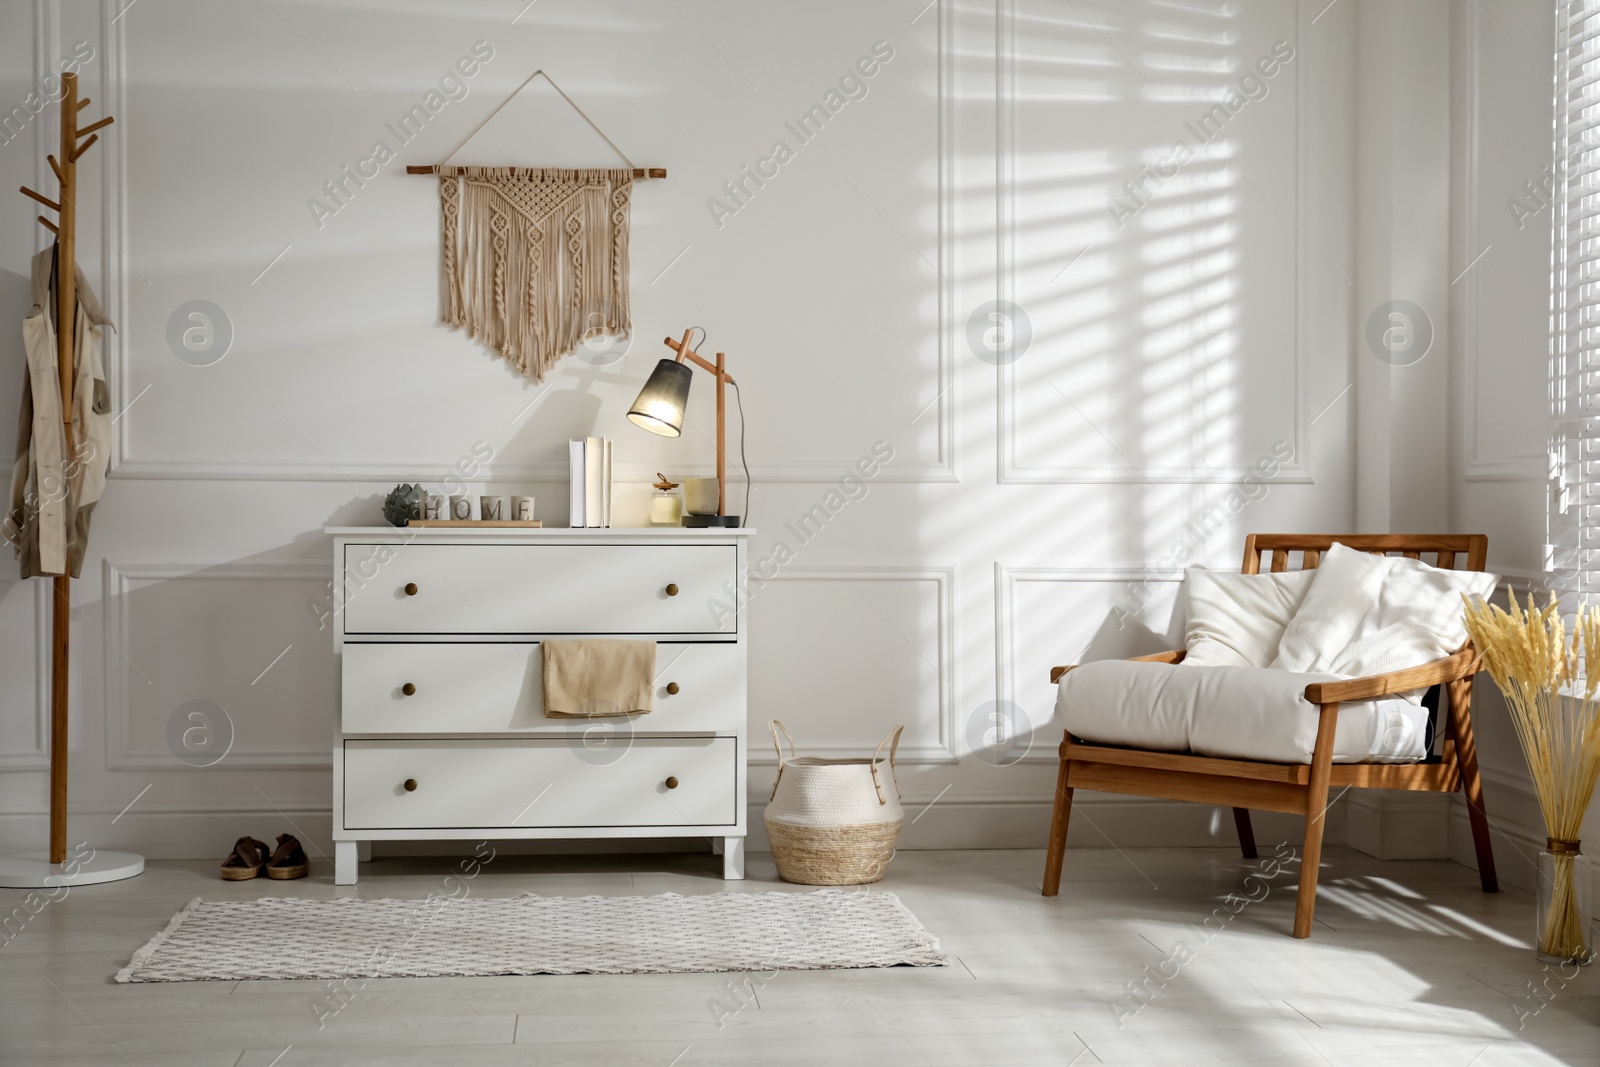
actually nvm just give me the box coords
[627,358,693,437]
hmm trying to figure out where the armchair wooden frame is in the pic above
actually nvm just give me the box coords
[1041,534,1499,938]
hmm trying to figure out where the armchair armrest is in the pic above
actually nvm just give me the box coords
[1301,646,1480,704]
[1050,648,1186,684]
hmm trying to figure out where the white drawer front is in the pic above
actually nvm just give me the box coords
[340,642,743,734]
[342,543,736,636]
[343,738,737,830]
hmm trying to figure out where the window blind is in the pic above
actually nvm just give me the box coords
[1550,0,1600,598]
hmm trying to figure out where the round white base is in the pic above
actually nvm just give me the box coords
[0,850,144,888]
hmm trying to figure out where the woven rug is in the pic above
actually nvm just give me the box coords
[116,890,948,983]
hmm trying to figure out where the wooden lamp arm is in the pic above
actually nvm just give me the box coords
[1302,646,1480,704]
[663,332,735,384]
[1050,649,1186,684]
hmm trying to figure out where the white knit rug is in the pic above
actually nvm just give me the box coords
[116,890,948,983]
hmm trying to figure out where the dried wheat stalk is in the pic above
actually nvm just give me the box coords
[1463,594,1600,961]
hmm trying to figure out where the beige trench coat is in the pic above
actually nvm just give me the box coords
[6,245,112,579]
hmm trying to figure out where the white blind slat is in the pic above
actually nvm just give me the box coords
[1549,2,1600,597]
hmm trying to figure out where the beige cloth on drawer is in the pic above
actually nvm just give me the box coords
[542,638,655,717]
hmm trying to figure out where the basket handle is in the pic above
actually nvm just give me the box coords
[768,719,797,802]
[868,724,905,804]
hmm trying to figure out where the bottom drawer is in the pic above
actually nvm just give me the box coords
[342,738,736,830]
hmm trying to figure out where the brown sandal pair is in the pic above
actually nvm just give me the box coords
[219,834,308,880]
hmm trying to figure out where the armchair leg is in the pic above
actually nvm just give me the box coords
[1294,703,1340,939]
[1449,676,1499,893]
[1231,808,1258,860]
[1042,755,1073,897]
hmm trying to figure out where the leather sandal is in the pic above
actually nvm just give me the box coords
[266,833,309,880]
[220,836,269,880]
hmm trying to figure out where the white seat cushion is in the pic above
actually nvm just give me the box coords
[1271,543,1498,699]
[1184,567,1316,668]
[1057,660,1430,764]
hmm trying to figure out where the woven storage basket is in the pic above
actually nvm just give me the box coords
[763,719,904,886]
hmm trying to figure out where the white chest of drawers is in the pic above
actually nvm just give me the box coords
[327,527,752,885]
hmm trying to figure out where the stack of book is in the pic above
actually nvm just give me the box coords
[568,437,613,528]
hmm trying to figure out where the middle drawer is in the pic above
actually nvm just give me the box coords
[341,642,744,735]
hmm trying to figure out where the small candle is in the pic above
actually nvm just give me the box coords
[650,492,683,526]
[650,473,683,527]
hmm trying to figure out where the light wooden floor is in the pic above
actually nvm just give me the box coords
[0,846,1595,1066]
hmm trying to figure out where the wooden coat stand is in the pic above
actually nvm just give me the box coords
[0,72,143,888]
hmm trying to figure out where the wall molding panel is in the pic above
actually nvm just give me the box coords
[1457,11,1545,483]
[101,1,959,487]
[102,559,331,771]
[0,583,51,771]
[750,565,959,765]
[994,0,1313,486]
[993,563,1183,765]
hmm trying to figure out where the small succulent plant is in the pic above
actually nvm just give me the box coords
[383,483,425,527]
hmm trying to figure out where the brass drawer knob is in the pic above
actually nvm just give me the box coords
[404,582,418,596]
[401,682,416,696]
[665,583,679,596]
[403,778,418,792]
[665,776,679,789]
[665,682,680,695]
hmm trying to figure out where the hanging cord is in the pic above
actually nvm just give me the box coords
[731,379,752,528]
[438,69,638,170]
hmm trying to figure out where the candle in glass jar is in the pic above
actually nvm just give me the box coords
[649,473,683,527]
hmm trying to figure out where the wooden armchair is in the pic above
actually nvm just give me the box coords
[1042,534,1499,938]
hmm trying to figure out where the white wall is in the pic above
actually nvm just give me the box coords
[0,0,1363,861]
[1445,0,1600,899]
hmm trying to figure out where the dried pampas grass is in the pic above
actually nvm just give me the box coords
[1462,593,1600,962]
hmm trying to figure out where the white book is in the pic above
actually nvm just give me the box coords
[601,438,613,528]
[568,439,585,528]
[584,437,603,528]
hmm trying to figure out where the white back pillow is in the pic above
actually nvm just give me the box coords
[1270,542,1498,696]
[1183,567,1317,668]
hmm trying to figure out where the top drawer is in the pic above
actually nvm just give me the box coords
[342,543,737,636]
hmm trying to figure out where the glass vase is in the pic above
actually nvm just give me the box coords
[1536,843,1593,965]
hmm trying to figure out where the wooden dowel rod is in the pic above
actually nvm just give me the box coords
[50,70,78,868]
[69,133,97,162]
[76,97,89,109]
[672,329,695,367]
[38,214,57,234]
[404,164,666,178]
[662,334,734,383]
[76,115,113,137]
[47,154,61,181]
[19,185,60,212]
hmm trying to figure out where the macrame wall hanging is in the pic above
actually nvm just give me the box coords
[407,71,665,382]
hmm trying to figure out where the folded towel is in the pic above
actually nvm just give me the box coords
[542,638,656,717]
